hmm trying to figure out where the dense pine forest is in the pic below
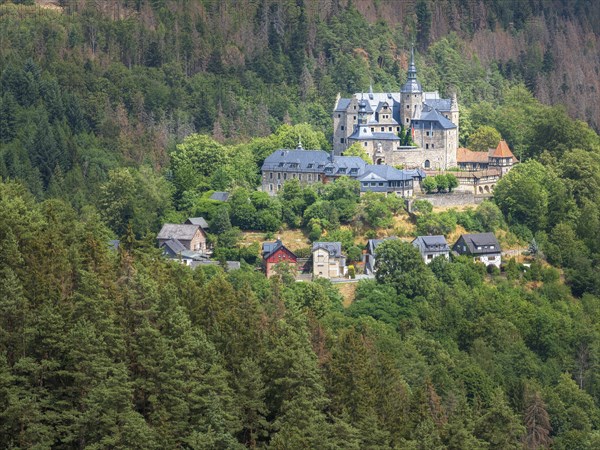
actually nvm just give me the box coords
[1,0,600,448]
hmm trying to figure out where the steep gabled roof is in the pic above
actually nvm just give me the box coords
[454,232,501,255]
[185,217,210,228]
[417,109,456,129]
[157,224,201,241]
[312,241,343,258]
[457,147,489,164]
[412,235,450,252]
[160,238,187,254]
[366,237,398,254]
[262,239,297,260]
[490,140,517,159]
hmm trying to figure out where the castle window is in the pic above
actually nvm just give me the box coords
[426,131,429,136]
[269,184,273,191]
[432,144,435,148]
[388,127,392,131]
[283,173,287,180]
[396,127,400,131]
[341,125,345,130]
[277,173,281,179]
[364,142,368,147]
[269,172,273,179]
[354,116,356,120]
[354,106,356,110]
[406,105,410,109]
[406,118,409,123]
[426,144,429,149]
[381,127,384,131]
[340,138,345,143]
[371,127,374,132]
[337,114,341,118]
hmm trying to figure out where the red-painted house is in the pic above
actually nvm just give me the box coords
[262,239,298,278]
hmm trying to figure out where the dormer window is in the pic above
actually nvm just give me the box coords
[307,163,313,168]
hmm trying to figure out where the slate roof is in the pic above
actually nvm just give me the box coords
[403,168,427,179]
[262,239,297,260]
[366,237,398,255]
[185,217,210,229]
[424,98,452,111]
[412,235,450,252]
[358,165,413,182]
[161,238,187,254]
[312,241,343,258]
[334,98,352,112]
[261,149,330,173]
[157,224,201,241]
[209,192,230,202]
[454,233,501,255]
[417,109,457,129]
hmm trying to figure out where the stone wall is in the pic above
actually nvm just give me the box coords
[409,192,491,209]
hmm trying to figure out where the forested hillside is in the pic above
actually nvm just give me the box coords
[2,0,600,448]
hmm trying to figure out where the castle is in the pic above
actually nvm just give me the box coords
[333,48,459,170]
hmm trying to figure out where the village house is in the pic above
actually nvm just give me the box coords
[312,242,346,279]
[357,165,425,197]
[457,141,518,175]
[157,223,207,252]
[333,47,459,170]
[452,232,502,268]
[363,237,398,275]
[412,235,450,263]
[262,239,298,278]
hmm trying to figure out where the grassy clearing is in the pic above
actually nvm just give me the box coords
[337,283,358,308]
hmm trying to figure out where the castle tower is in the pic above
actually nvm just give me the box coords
[450,91,459,132]
[400,46,422,127]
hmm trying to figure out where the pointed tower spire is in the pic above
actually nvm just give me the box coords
[450,91,458,111]
[401,45,422,93]
[408,45,417,79]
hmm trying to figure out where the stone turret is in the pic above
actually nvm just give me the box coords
[400,46,423,126]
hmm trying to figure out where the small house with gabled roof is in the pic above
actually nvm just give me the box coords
[157,223,207,252]
[185,217,210,230]
[364,237,398,275]
[312,242,346,279]
[262,239,298,278]
[411,235,450,263]
[452,232,501,268]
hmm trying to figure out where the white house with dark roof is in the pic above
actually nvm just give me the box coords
[333,47,458,170]
[452,232,501,268]
[411,235,450,264]
[357,165,425,197]
[312,242,346,279]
